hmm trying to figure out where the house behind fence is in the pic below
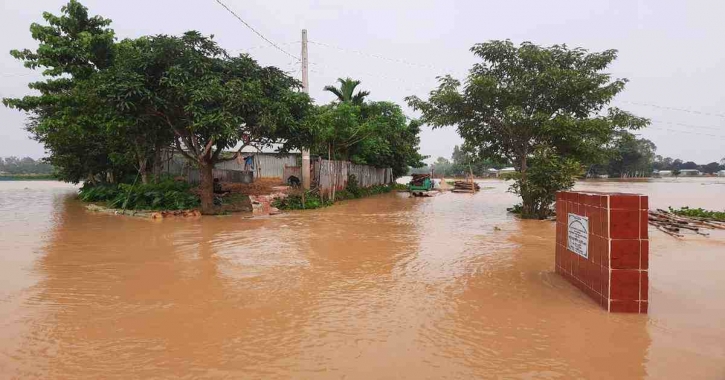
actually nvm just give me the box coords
[159,149,392,190]
[159,149,298,184]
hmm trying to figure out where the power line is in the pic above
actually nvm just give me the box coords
[309,40,725,124]
[619,100,725,119]
[305,39,725,138]
[650,119,723,132]
[212,0,300,61]
[228,41,299,54]
[307,61,434,93]
[647,125,725,140]
[308,40,447,72]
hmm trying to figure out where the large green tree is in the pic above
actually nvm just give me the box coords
[349,101,426,177]
[2,0,126,183]
[407,40,648,218]
[300,100,425,177]
[110,32,313,213]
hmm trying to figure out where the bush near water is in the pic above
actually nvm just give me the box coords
[79,179,200,211]
[273,174,395,210]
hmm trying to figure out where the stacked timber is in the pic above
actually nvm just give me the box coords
[410,174,431,186]
[452,181,480,193]
[648,209,725,238]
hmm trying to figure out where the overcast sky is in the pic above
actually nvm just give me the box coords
[1,0,723,164]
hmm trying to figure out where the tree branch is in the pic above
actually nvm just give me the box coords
[174,137,197,162]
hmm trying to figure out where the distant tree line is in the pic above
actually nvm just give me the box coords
[589,131,724,177]
[0,157,53,175]
[409,145,507,177]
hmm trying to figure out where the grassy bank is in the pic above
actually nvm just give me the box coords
[0,174,56,181]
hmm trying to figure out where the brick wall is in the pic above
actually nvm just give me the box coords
[555,191,649,313]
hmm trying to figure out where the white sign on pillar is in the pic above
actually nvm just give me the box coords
[567,213,589,258]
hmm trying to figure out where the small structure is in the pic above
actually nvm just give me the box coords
[679,169,701,177]
[654,170,672,177]
[484,168,499,178]
[408,174,434,196]
[718,170,725,177]
[555,191,649,313]
[497,167,516,177]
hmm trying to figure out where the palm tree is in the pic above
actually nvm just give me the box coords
[323,77,370,104]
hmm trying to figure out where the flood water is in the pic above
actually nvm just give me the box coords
[0,178,724,379]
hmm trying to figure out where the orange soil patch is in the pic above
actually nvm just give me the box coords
[221,178,285,196]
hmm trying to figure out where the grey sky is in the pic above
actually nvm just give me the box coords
[1,0,723,164]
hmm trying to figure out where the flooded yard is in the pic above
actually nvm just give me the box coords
[0,178,723,379]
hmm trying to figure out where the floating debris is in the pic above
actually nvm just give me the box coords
[648,208,725,238]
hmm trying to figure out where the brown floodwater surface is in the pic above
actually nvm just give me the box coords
[0,179,724,379]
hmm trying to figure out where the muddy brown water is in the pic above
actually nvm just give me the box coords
[0,179,723,379]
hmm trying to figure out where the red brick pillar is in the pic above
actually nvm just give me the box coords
[555,191,649,313]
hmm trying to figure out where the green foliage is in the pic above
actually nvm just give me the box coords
[346,174,362,197]
[669,207,725,221]
[507,204,523,215]
[78,179,199,210]
[296,96,426,178]
[393,183,409,191]
[591,131,657,177]
[323,77,370,104]
[507,148,582,219]
[273,183,394,210]
[407,40,647,218]
[2,1,127,184]
[272,191,330,210]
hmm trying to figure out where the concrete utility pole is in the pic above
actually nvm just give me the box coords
[301,29,311,190]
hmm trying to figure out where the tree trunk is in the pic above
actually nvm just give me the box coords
[519,154,535,218]
[199,161,215,215]
[138,156,150,185]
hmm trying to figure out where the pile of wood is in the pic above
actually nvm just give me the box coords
[648,209,725,238]
[452,181,480,193]
[410,174,431,186]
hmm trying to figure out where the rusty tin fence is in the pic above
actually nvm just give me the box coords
[312,159,392,196]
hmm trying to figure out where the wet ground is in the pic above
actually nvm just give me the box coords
[0,178,723,379]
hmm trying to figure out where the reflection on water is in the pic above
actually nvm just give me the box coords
[0,179,723,379]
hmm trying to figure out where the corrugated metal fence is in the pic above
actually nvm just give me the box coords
[159,150,297,181]
[215,154,298,179]
[313,159,392,196]
[186,169,253,184]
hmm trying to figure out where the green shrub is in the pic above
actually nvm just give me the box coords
[79,179,199,210]
[346,174,362,197]
[272,191,331,210]
[273,184,395,211]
